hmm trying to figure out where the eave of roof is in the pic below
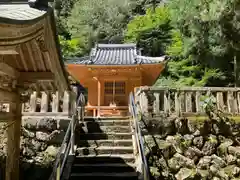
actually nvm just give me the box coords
[0,1,70,91]
[65,55,167,66]
[65,44,167,66]
[0,3,49,24]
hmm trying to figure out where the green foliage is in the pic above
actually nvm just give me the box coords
[156,29,224,87]
[53,0,77,39]
[67,0,132,53]
[54,0,240,87]
[166,0,240,86]
[125,6,172,56]
[59,37,88,58]
[129,0,162,15]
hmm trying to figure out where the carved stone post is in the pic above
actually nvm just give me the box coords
[29,91,37,112]
[140,91,149,116]
[40,91,49,112]
[63,91,70,114]
[153,92,160,115]
[52,91,59,113]
[175,91,181,116]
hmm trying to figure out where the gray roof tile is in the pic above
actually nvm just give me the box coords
[65,44,166,65]
[0,4,46,21]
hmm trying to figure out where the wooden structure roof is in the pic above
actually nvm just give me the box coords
[0,1,71,180]
[65,43,167,65]
[0,0,70,94]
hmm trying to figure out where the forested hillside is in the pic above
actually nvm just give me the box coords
[53,0,240,87]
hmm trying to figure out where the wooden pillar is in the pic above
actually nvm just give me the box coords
[6,94,21,180]
[97,79,101,117]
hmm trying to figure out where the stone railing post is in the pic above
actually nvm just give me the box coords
[164,90,170,114]
[29,91,37,112]
[52,91,60,113]
[140,90,149,116]
[40,92,49,112]
[175,91,181,116]
[153,92,160,115]
[63,91,70,114]
[185,92,192,113]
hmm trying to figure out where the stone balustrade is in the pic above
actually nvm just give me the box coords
[22,91,74,118]
[135,86,240,116]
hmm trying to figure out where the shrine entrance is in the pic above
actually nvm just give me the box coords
[66,43,167,117]
[104,81,126,106]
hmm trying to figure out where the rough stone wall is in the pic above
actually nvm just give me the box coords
[0,117,70,180]
[141,115,240,180]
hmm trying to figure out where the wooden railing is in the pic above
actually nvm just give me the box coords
[135,86,240,116]
[22,91,72,117]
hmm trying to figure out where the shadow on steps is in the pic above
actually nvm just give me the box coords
[75,117,108,148]
[68,117,137,180]
[70,156,138,180]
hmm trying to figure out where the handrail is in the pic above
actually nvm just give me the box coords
[129,92,150,180]
[49,93,85,180]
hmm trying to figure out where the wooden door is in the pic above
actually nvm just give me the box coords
[104,81,126,106]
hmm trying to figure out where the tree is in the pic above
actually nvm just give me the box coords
[129,0,162,15]
[59,37,89,58]
[53,0,77,39]
[125,6,172,56]
[156,30,224,87]
[167,0,240,86]
[67,0,132,54]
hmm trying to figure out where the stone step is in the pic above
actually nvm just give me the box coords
[71,163,136,173]
[81,119,131,126]
[76,146,133,155]
[70,172,138,179]
[84,117,131,121]
[77,139,133,147]
[80,125,131,133]
[74,154,135,164]
[77,132,133,140]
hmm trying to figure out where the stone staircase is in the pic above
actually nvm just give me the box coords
[69,117,138,180]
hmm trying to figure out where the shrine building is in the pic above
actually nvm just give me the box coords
[66,44,167,117]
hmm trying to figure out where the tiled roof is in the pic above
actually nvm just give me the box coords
[0,1,47,23]
[65,44,167,65]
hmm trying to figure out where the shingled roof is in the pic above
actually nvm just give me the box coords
[66,44,167,65]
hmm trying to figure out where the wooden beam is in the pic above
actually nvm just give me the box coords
[0,50,18,55]
[19,72,54,82]
[0,63,19,78]
[6,99,21,180]
[97,79,101,117]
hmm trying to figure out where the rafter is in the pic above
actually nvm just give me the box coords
[33,39,46,71]
[26,42,37,71]
[18,45,28,71]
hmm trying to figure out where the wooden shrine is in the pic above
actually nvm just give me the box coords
[0,1,70,179]
[66,44,168,117]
